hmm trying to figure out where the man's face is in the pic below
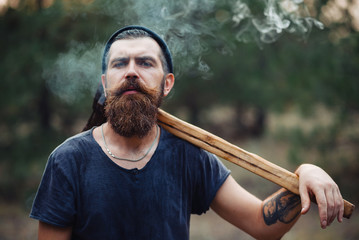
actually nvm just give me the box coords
[102,38,174,138]
[103,37,171,95]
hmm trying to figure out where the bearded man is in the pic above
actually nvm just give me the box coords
[30,26,344,240]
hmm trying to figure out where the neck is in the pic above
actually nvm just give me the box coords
[103,122,159,153]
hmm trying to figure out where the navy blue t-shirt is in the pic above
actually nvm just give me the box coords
[30,127,230,239]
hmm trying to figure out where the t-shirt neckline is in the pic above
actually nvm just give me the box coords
[89,125,165,173]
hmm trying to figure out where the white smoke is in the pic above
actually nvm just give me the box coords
[99,0,324,60]
[45,0,323,102]
[232,0,324,45]
[43,42,103,103]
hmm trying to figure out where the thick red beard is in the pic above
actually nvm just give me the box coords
[104,79,163,138]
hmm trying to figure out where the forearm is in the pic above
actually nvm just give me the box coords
[259,188,302,239]
[211,176,302,240]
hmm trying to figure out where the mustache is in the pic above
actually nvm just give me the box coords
[108,78,149,97]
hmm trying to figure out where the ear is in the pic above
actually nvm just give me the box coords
[101,74,107,97]
[163,73,175,97]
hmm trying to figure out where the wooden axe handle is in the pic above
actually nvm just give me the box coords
[157,109,355,219]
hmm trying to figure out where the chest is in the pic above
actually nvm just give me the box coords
[73,159,191,238]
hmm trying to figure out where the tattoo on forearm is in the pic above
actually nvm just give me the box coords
[263,189,301,225]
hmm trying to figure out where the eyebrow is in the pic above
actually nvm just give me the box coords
[110,57,129,65]
[136,56,158,64]
[110,56,158,65]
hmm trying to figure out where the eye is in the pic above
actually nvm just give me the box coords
[138,60,153,67]
[111,58,128,68]
[137,56,156,68]
[113,61,126,68]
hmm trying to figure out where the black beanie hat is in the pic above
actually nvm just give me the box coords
[83,26,173,131]
[101,25,173,74]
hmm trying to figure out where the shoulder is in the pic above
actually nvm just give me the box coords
[54,129,93,151]
[49,129,95,164]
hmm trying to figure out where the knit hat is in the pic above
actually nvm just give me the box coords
[102,25,173,74]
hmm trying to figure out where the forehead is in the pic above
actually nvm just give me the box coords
[108,37,162,60]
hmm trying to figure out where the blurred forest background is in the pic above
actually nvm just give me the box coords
[0,0,358,239]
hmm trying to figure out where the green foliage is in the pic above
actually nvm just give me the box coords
[0,0,358,203]
[0,0,116,200]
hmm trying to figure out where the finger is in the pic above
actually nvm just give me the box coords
[299,185,311,215]
[336,188,344,223]
[315,190,328,229]
[326,189,336,226]
[338,200,344,223]
[329,186,343,224]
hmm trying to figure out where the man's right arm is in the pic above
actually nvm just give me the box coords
[38,221,72,240]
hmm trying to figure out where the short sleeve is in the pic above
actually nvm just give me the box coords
[30,149,77,227]
[191,150,230,215]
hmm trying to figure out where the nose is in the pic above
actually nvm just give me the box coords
[125,60,139,80]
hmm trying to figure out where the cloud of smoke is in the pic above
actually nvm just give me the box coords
[231,0,324,45]
[43,42,103,103]
[45,0,323,103]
